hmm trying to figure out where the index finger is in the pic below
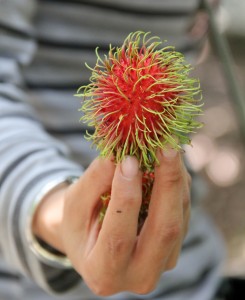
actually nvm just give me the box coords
[93,156,142,269]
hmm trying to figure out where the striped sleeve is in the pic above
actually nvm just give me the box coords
[0,0,83,294]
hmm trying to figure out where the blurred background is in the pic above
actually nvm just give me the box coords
[185,0,245,278]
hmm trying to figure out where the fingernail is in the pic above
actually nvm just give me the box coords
[162,146,178,160]
[121,156,139,180]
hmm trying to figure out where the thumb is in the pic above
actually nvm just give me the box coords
[64,157,116,231]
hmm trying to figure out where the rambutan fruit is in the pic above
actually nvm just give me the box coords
[77,31,202,226]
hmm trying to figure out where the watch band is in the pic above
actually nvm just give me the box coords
[26,175,79,269]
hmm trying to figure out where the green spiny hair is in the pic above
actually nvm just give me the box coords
[77,31,203,170]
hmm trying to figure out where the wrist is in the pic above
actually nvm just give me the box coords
[26,175,79,268]
[32,183,68,253]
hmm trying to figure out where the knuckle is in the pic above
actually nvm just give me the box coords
[83,266,120,297]
[114,191,141,210]
[106,235,132,257]
[89,281,114,297]
[158,221,182,243]
[166,258,178,270]
[89,282,105,296]
[124,196,139,208]
[163,169,182,187]
[133,281,157,295]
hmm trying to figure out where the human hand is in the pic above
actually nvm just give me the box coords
[32,149,191,296]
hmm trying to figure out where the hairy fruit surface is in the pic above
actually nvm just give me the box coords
[78,32,202,170]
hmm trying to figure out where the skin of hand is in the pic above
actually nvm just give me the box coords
[32,148,191,296]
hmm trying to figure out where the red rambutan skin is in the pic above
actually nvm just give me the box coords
[96,50,177,146]
[79,32,202,169]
